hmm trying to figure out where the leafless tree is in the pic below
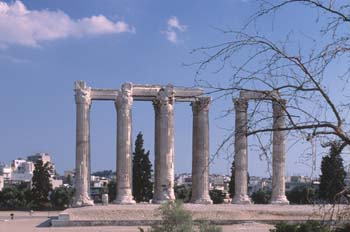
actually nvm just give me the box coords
[193,0,350,159]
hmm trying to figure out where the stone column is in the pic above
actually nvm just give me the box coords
[152,85,175,203]
[271,99,289,204]
[191,97,213,204]
[73,81,94,207]
[114,83,135,204]
[232,98,251,204]
[152,100,161,203]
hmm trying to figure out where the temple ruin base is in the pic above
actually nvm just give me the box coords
[52,204,331,227]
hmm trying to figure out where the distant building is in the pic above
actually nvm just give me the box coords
[90,175,109,202]
[0,175,3,191]
[248,176,272,195]
[0,153,62,189]
[285,176,312,192]
[175,173,192,187]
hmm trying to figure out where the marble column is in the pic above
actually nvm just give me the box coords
[232,98,251,204]
[73,81,94,207]
[152,86,175,203]
[271,99,289,204]
[114,83,135,204]
[191,97,213,204]
[152,100,161,203]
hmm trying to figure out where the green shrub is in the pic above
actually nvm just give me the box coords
[209,189,225,204]
[198,220,222,232]
[286,186,316,205]
[270,221,330,232]
[140,201,222,232]
[174,185,192,203]
[334,223,350,232]
[0,186,27,210]
[251,189,271,204]
[50,187,74,209]
[149,201,193,232]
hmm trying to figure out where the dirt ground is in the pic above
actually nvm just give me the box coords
[0,211,274,232]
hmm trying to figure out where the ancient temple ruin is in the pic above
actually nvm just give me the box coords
[233,90,289,204]
[73,81,289,207]
[73,81,212,206]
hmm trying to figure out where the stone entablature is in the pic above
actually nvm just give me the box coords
[73,81,212,207]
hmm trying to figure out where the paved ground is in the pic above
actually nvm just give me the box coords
[0,211,274,232]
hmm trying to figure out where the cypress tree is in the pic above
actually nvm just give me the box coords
[319,142,346,203]
[228,160,235,198]
[228,160,249,199]
[132,132,153,202]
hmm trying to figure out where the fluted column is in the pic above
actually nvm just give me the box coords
[271,99,289,204]
[152,100,161,203]
[152,85,175,203]
[114,83,135,204]
[232,98,251,204]
[191,97,212,204]
[73,81,94,207]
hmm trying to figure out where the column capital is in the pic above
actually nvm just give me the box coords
[116,83,133,109]
[192,96,211,113]
[156,85,175,106]
[75,81,91,106]
[234,98,248,111]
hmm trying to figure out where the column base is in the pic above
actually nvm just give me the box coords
[152,190,176,204]
[192,197,213,204]
[270,196,289,205]
[151,199,174,204]
[232,194,251,204]
[73,196,94,207]
[113,196,136,205]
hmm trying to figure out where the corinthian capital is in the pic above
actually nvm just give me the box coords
[234,98,248,111]
[116,82,133,109]
[156,85,175,106]
[192,97,211,113]
[75,81,91,105]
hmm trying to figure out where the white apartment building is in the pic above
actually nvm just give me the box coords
[0,153,62,189]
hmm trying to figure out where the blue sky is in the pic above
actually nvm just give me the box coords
[0,0,344,177]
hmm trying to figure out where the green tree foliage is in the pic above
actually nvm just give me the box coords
[50,187,73,209]
[31,160,53,208]
[286,185,316,205]
[228,160,249,199]
[132,132,153,202]
[251,189,271,204]
[0,186,27,209]
[319,142,346,203]
[174,185,192,203]
[209,189,225,204]
[228,161,235,199]
[107,179,116,202]
[150,201,193,232]
[143,201,222,232]
[66,174,73,186]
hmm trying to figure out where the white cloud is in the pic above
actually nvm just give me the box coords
[0,1,135,48]
[163,16,187,44]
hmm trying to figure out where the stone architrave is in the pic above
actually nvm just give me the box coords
[191,97,213,204]
[73,81,94,207]
[271,99,289,204]
[114,83,136,204]
[152,85,175,203]
[232,98,251,204]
